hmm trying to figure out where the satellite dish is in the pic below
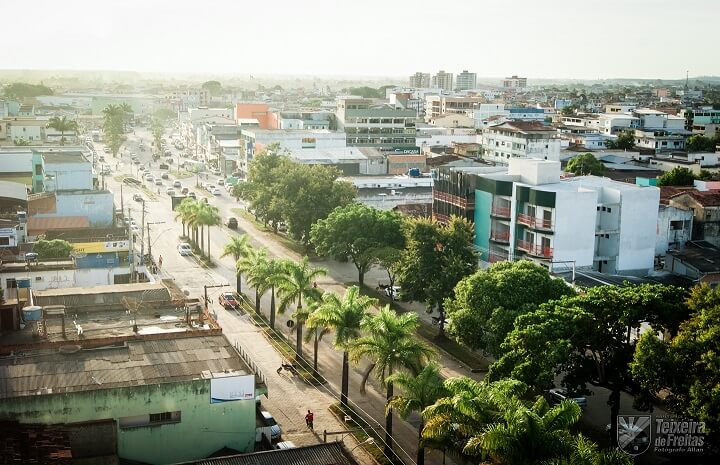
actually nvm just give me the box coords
[286,320,295,328]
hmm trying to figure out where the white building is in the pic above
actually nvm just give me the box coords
[436,159,660,275]
[455,70,477,90]
[346,175,433,211]
[605,103,637,113]
[408,72,431,88]
[424,95,484,121]
[482,122,561,163]
[502,75,527,89]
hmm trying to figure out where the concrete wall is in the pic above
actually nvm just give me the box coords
[554,189,597,268]
[616,186,660,274]
[32,191,114,226]
[656,205,693,255]
[44,161,93,191]
[0,379,256,465]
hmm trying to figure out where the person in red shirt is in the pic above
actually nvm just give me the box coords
[305,410,314,429]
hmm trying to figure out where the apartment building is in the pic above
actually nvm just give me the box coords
[431,70,454,91]
[424,95,484,121]
[482,122,561,163]
[433,159,659,275]
[165,88,210,111]
[456,70,477,90]
[408,72,431,88]
[336,97,418,151]
[502,75,527,89]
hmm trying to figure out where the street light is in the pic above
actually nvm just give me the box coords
[350,437,374,453]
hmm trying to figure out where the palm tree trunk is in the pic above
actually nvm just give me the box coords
[417,420,425,465]
[255,287,260,313]
[313,328,319,373]
[181,221,186,238]
[385,376,394,457]
[200,226,204,253]
[207,227,211,257]
[269,285,276,328]
[341,350,349,409]
[296,321,303,359]
[236,272,242,295]
[437,301,446,338]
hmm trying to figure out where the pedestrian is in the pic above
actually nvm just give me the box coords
[158,255,163,268]
[305,410,314,429]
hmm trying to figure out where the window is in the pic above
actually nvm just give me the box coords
[0,237,9,246]
[670,220,684,230]
[607,207,612,213]
[35,165,42,175]
[119,411,181,428]
[6,278,17,289]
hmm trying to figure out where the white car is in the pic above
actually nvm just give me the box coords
[177,243,192,256]
[211,188,221,196]
[173,180,182,188]
[205,184,216,192]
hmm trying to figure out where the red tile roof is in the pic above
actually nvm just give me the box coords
[686,190,720,207]
[27,216,90,235]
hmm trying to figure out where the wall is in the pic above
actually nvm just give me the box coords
[474,190,492,261]
[616,186,660,274]
[44,161,93,191]
[0,379,256,465]
[656,206,693,255]
[1,268,75,294]
[553,189,597,268]
[32,191,114,226]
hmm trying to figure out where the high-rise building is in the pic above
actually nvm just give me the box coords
[456,70,477,90]
[431,71,454,92]
[408,72,430,88]
[336,97,418,151]
[502,75,528,89]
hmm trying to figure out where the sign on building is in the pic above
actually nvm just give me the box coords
[210,375,255,403]
[72,240,129,253]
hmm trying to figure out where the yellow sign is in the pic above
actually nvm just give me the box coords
[72,240,129,253]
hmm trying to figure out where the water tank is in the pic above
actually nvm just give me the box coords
[22,306,42,321]
[16,278,31,289]
[408,168,421,177]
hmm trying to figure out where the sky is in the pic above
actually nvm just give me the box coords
[3,0,718,80]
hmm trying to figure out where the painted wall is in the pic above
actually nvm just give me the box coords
[32,191,114,226]
[474,190,492,261]
[553,189,597,268]
[616,186,660,274]
[656,206,693,255]
[0,379,256,465]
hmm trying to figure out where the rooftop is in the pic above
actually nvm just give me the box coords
[171,442,358,465]
[0,334,248,399]
[488,121,556,134]
[668,241,720,274]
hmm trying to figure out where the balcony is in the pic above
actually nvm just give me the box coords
[490,230,510,243]
[491,204,511,218]
[516,213,553,231]
[516,240,553,259]
[488,252,509,263]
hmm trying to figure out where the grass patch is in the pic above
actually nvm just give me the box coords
[230,208,313,257]
[358,285,490,372]
[174,170,195,180]
[328,403,398,465]
[114,174,129,182]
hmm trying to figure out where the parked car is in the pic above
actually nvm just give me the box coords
[205,184,216,192]
[159,163,169,170]
[177,243,192,256]
[211,168,221,175]
[218,291,241,309]
[226,217,238,229]
[155,179,163,186]
[166,188,176,196]
[181,187,189,195]
[161,173,170,180]
[217,179,225,186]
[173,180,182,188]
[275,441,296,450]
[133,193,143,202]
[548,388,587,410]
[260,411,281,440]
[211,188,221,196]
[188,192,197,199]
[276,222,287,233]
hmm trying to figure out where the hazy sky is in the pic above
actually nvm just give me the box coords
[4,0,717,79]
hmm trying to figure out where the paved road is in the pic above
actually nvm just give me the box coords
[100,128,671,465]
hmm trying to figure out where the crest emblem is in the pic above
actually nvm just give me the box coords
[617,415,652,455]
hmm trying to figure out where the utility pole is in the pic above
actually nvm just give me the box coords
[146,221,165,258]
[128,206,136,282]
[120,183,124,218]
[140,201,146,266]
[204,284,229,311]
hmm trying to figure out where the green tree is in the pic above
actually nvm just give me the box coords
[276,257,326,358]
[33,239,73,259]
[371,246,404,291]
[102,104,125,157]
[445,261,574,356]
[245,249,270,313]
[150,118,164,153]
[397,216,478,336]
[3,82,53,99]
[236,248,265,313]
[605,130,635,150]
[254,257,285,329]
[201,80,223,96]
[350,307,436,457]
[235,144,288,226]
[46,116,79,146]
[657,166,696,186]
[310,204,405,286]
[490,284,688,446]
[686,134,717,152]
[306,286,376,408]
[220,235,252,293]
[565,153,604,176]
[13,138,31,146]
[544,435,632,465]
[386,363,447,465]
[196,202,221,257]
[560,105,576,116]
[631,283,720,446]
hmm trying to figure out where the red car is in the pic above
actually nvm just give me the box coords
[218,291,241,309]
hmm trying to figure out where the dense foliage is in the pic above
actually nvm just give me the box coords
[3,82,53,99]
[686,134,719,152]
[565,152,605,176]
[444,261,574,356]
[33,239,73,259]
[605,130,635,150]
[310,203,405,286]
[657,166,696,186]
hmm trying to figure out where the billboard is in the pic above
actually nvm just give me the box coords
[72,240,129,253]
[210,375,255,403]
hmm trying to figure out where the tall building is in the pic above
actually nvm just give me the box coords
[456,70,477,90]
[336,97,418,151]
[432,159,659,276]
[502,75,528,89]
[431,71,454,92]
[408,72,430,88]
[482,122,560,163]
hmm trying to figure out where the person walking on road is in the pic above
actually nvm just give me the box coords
[305,410,314,430]
[158,255,163,268]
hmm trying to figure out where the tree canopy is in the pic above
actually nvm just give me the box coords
[605,130,635,150]
[686,134,718,153]
[397,216,478,335]
[565,153,605,176]
[310,203,405,285]
[3,82,53,99]
[657,166,696,186]
[201,80,223,96]
[33,239,73,259]
[444,261,574,356]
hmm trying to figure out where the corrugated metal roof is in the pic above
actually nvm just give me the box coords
[0,335,249,399]
[171,442,358,465]
[27,216,90,234]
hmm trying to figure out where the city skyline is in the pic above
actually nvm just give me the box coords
[3,0,718,80]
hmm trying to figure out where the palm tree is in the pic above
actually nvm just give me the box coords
[350,307,436,458]
[306,286,376,408]
[196,202,220,257]
[237,248,265,313]
[174,198,197,238]
[543,434,632,465]
[276,257,326,359]
[253,257,285,329]
[221,235,251,293]
[386,363,447,465]
[46,116,78,146]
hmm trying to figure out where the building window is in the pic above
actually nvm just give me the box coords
[0,237,9,246]
[6,278,17,289]
[119,411,181,428]
[35,165,42,175]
